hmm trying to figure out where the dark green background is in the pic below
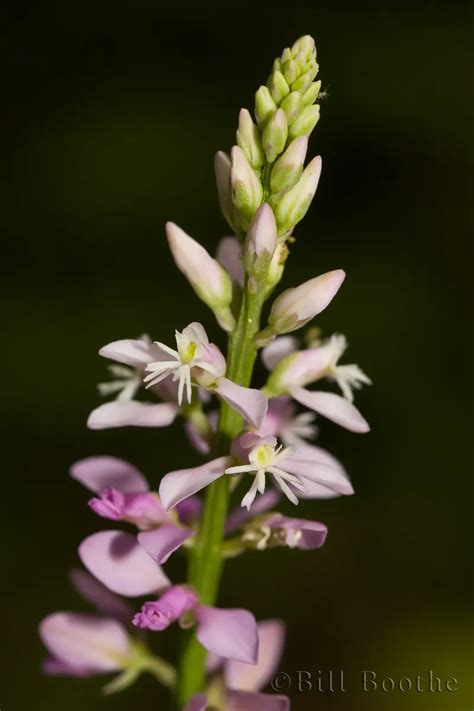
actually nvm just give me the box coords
[2,1,472,709]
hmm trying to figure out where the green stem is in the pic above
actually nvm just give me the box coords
[174,285,266,708]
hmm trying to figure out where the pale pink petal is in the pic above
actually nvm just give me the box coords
[290,388,370,432]
[215,378,268,428]
[42,657,95,677]
[159,456,230,511]
[70,456,148,494]
[184,694,208,711]
[69,569,133,623]
[261,336,298,371]
[267,515,328,550]
[99,338,156,367]
[225,619,285,692]
[270,270,345,326]
[227,690,290,711]
[39,613,131,672]
[216,236,244,286]
[138,524,194,565]
[283,456,354,496]
[88,401,178,430]
[78,531,170,597]
[195,606,258,664]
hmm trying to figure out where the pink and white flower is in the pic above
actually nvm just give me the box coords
[144,322,267,426]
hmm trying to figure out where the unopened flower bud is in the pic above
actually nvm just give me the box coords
[302,80,321,106]
[282,58,299,85]
[288,104,320,140]
[265,242,288,295]
[274,156,322,235]
[255,85,277,127]
[262,109,288,163]
[230,146,263,229]
[214,151,239,233]
[292,61,319,93]
[257,270,345,343]
[166,222,235,332]
[291,35,316,61]
[243,204,277,276]
[280,91,303,125]
[236,109,264,170]
[270,136,308,194]
[268,70,290,104]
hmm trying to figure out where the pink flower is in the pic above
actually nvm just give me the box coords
[133,585,259,665]
[263,336,370,433]
[144,321,267,426]
[71,456,196,563]
[186,619,289,709]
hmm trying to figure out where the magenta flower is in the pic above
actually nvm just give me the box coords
[134,585,258,664]
[88,334,179,429]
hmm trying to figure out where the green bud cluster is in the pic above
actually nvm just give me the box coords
[215,36,323,240]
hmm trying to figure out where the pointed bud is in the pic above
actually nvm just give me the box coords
[268,71,290,104]
[270,136,308,194]
[274,156,322,234]
[262,109,288,163]
[257,270,346,343]
[237,109,264,170]
[280,91,303,125]
[166,223,235,332]
[288,104,320,140]
[265,242,288,295]
[302,80,321,106]
[282,58,299,85]
[243,204,277,275]
[230,146,263,229]
[291,35,316,61]
[292,64,318,93]
[214,151,239,234]
[255,86,277,127]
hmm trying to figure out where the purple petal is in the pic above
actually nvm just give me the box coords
[133,586,198,631]
[227,690,290,711]
[267,515,328,550]
[88,401,178,430]
[261,337,298,370]
[215,378,268,428]
[290,388,370,433]
[176,496,203,525]
[225,490,282,534]
[216,236,244,286]
[69,569,133,623]
[225,619,285,692]
[42,656,96,677]
[39,613,131,672]
[195,606,258,664]
[138,524,194,565]
[78,530,170,597]
[70,456,148,495]
[99,337,156,367]
[159,456,229,511]
[184,694,208,711]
